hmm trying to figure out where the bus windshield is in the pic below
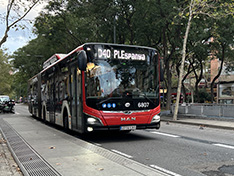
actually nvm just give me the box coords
[86,48,159,111]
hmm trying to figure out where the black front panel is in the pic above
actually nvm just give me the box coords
[86,97,159,111]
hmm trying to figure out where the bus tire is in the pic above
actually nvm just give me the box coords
[63,110,69,129]
[43,107,46,121]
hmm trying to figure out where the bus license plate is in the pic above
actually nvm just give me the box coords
[120,125,136,131]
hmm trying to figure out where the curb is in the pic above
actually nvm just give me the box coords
[161,119,234,131]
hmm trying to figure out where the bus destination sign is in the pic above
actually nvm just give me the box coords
[97,48,146,61]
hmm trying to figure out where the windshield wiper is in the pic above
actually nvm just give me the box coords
[133,88,156,106]
[140,93,156,106]
[96,97,113,106]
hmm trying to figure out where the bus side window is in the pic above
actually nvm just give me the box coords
[62,76,69,100]
[59,81,63,102]
[55,81,58,102]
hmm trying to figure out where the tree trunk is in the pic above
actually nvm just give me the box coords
[173,0,194,120]
[0,28,10,48]
[0,1,39,48]
[182,63,192,102]
[210,44,225,103]
[191,90,194,103]
[192,58,203,103]
[165,63,172,110]
[162,27,171,110]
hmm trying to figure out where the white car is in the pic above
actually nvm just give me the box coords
[0,95,10,102]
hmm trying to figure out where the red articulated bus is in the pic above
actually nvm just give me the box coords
[28,43,161,133]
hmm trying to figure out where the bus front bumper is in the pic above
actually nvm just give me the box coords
[86,122,160,132]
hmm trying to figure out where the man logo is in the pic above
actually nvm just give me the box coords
[121,117,136,121]
[125,102,130,107]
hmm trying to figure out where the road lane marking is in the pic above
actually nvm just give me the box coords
[111,149,133,158]
[213,143,234,150]
[151,131,180,138]
[150,165,182,176]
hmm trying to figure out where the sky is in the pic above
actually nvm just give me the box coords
[0,0,47,54]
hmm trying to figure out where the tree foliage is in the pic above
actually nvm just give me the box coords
[9,0,234,106]
[209,16,234,102]
[0,49,12,95]
[0,0,41,47]
[173,0,234,120]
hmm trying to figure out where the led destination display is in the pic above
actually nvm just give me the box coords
[98,49,146,61]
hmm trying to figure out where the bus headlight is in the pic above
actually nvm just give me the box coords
[151,114,160,123]
[87,117,103,126]
[87,127,93,132]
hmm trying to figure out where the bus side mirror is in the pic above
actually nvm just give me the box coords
[77,50,87,71]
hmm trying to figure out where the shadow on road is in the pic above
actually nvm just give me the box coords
[79,130,159,144]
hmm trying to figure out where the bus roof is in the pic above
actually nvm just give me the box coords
[39,45,84,75]
[42,53,67,69]
[84,42,156,51]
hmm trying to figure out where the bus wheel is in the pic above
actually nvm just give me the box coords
[63,113,69,129]
[43,107,46,121]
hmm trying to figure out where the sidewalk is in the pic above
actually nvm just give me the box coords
[161,114,234,130]
[0,132,22,176]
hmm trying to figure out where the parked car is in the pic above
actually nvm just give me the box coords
[0,95,15,113]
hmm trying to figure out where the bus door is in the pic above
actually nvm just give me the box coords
[49,81,55,123]
[37,74,42,119]
[70,66,78,130]
[77,69,83,132]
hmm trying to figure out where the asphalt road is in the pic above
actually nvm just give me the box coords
[11,104,234,176]
[84,119,234,176]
